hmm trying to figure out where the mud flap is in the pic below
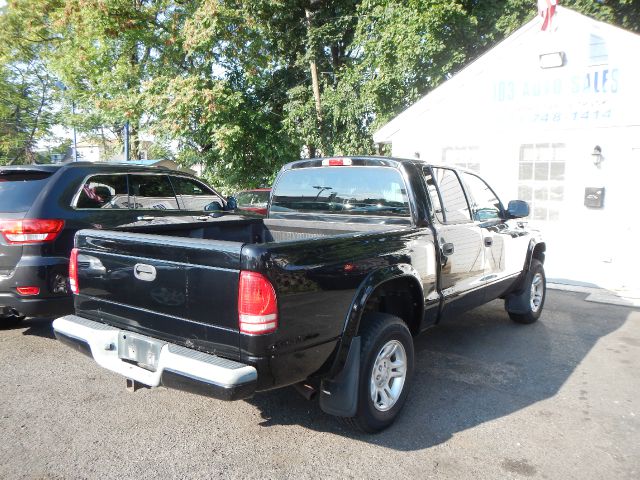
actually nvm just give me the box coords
[319,336,360,417]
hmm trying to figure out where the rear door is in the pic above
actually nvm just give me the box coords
[424,167,486,319]
[72,173,140,229]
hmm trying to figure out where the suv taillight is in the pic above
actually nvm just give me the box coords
[0,219,64,244]
[69,248,79,294]
[238,271,278,335]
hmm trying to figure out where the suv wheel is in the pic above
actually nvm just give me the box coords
[0,313,26,328]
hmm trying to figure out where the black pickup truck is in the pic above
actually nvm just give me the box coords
[53,156,545,432]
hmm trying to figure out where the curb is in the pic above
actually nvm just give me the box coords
[548,282,640,308]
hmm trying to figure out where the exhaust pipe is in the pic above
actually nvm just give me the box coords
[293,382,317,401]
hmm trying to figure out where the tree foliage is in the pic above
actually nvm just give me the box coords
[0,0,637,182]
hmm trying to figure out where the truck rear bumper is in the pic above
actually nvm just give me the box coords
[52,315,257,401]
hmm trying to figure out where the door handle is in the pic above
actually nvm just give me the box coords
[442,242,454,256]
[484,237,493,247]
[137,215,155,221]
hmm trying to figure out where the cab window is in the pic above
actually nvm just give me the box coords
[461,172,503,222]
[427,168,471,224]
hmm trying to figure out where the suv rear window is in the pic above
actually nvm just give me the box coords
[0,170,54,213]
[271,167,410,217]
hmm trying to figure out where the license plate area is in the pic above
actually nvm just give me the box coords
[118,332,165,372]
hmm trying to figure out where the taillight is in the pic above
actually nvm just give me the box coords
[0,219,64,244]
[322,158,352,166]
[16,286,40,296]
[238,271,278,335]
[69,248,79,294]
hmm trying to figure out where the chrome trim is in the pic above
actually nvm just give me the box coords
[52,315,256,388]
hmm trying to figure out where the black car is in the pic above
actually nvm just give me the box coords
[0,162,230,326]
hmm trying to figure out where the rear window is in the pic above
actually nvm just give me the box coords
[271,167,410,217]
[0,170,53,213]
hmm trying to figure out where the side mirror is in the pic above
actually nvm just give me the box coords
[506,200,530,219]
[224,196,238,211]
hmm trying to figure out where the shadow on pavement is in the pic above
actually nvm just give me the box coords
[246,290,633,450]
[11,317,57,339]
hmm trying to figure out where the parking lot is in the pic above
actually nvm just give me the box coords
[1,290,638,479]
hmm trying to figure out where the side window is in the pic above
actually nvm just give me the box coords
[423,169,445,223]
[75,175,128,209]
[462,172,503,222]
[170,176,224,211]
[128,174,179,210]
[430,168,471,223]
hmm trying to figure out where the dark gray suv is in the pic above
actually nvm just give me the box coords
[0,162,229,326]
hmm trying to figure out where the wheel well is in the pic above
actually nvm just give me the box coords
[359,277,423,336]
[532,242,546,265]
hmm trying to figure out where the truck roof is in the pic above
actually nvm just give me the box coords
[284,156,471,173]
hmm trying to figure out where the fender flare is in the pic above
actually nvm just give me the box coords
[328,263,424,379]
[524,239,546,271]
[319,264,424,417]
[511,239,546,295]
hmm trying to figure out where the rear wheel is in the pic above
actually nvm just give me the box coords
[507,259,546,324]
[343,313,414,433]
[0,313,26,328]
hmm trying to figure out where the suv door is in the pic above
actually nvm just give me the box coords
[460,171,532,300]
[73,173,140,228]
[169,175,225,212]
[424,166,486,319]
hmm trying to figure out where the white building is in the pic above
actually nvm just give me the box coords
[374,7,640,291]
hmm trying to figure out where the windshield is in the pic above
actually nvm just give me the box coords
[271,167,410,217]
[0,170,54,213]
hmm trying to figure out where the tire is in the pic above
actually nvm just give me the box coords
[0,313,26,329]
[507,259,546,324]
[343,313,414,433]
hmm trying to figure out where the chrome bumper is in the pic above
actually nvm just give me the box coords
[52,315,257,400]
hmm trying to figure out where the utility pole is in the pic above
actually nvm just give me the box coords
[124,121,130,161]
[71,99,78,162]
[305,8,323,127]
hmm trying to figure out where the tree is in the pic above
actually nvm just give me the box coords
[2,0,637,179]
[0,0,57,165]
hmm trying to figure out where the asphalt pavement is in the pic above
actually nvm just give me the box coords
[1,290,638,479]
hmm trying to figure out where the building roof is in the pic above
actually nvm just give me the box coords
[373,6,640,144]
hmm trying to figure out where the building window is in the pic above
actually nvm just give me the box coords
[442,146,480,172]
[589,34,608,66]
[518,143,565,221]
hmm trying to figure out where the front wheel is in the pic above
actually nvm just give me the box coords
[507,258,546,324]
[343,313,414,433]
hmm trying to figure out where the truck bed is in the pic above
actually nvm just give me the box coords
[72,217,410,368]
[118,217,404,244]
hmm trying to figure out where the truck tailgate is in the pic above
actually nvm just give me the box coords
[73,229,242,359]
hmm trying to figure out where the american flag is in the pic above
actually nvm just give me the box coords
[538,0,558,31]
[83,185,103,202]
